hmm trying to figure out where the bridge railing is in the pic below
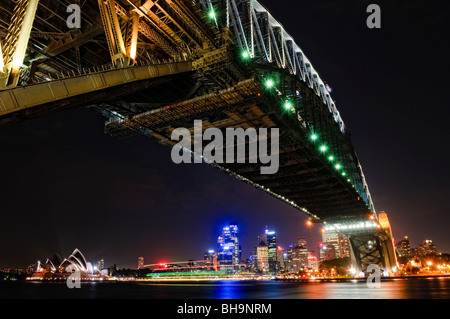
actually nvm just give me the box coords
[225,0,346,134]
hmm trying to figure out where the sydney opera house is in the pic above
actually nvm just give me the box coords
[29,248,108,280]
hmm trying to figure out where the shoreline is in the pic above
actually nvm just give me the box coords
[10,273,450,284]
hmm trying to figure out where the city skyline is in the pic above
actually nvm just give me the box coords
[1,0,450,271]
[2,215,447,271]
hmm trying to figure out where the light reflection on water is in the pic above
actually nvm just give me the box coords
[2,277,450,299]
[143,277,450,299]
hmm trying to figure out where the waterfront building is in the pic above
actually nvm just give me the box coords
[98,259,105,270]
[30,248,101,280]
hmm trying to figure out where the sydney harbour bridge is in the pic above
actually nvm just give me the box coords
[0,0,397,275]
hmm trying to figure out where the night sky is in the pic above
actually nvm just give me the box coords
[1,0,449,269]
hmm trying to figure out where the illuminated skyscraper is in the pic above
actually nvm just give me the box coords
[396,236,412,258]
[256,241,269,272]
[258,227,277,273]
[291,237,309,272]
[217,222,241,268]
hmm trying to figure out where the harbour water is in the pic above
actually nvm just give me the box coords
[1,276,450,299]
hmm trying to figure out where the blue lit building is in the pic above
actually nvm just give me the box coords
[217,222,241,269]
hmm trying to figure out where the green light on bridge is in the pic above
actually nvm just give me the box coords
[319,145,328,153]
[242,50,251,60]
[264,78,275,89]
[284,100,294,110]
[328,155,335,162]
[335,163,342,170]
[341,172,346,176]
[310,133,318,141]
[208,9,216,20]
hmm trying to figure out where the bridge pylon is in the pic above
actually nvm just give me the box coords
[324,211,398,277]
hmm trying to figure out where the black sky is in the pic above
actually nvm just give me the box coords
[1,0,450,269]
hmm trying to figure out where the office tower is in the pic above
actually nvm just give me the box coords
[417,239,437,256]
[396,236,412,258]
[260,228,277,273]
[258,228,267,246]
[285,245,294,272]
[217,222,241,268]
[137,257,144,270]
[276,246,285,272]
[322,232,350,259]
[256,227,277,273]
[318,243,325,262]
[307,254,319,270]
[297,237,310,267]
[291,237,309,272]
[256,240,269,272]
[323,244,336,261]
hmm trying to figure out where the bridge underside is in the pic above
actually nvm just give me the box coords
[102,73,371,222]
[0,0,376,223]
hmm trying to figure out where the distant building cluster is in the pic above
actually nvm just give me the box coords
[135,222,360,276]
[396,236,438,258]
[200,223,340,275]
[394,236,450,275]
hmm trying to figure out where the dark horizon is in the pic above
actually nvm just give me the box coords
[1,0,449,269]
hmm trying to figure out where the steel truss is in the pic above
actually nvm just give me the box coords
[222,0,374,212]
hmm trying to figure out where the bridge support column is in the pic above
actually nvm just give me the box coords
[348,230,398,277]
[0,0,39,89]
[97,0,139,68]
